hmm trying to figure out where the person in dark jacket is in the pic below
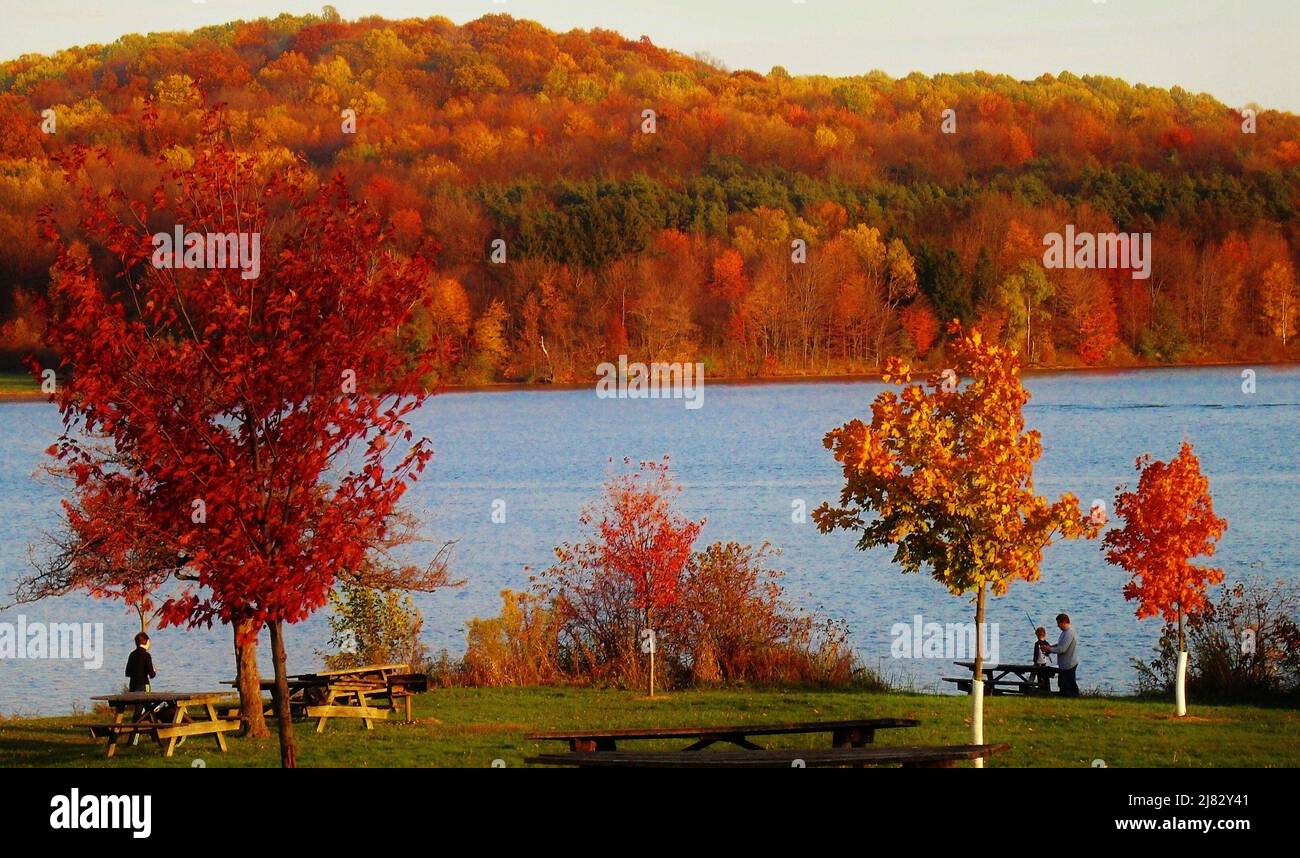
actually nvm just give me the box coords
[1031,626,1053,690]
[125,631,156,692]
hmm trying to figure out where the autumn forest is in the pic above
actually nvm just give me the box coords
[1,9,1298,383]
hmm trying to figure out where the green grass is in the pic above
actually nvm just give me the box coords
[0,372,37,394]
[1,687,1297,767]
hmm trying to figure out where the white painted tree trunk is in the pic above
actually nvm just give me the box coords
[971,679,985,769]
[1175,650,1188,716]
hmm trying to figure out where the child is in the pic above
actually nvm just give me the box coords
[125,631,156,693]
[1032,626,1052,690]
[124,631,158,746]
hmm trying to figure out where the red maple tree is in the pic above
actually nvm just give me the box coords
[39,108,437,765]
[899,299,940,356]
[1104,441,1227,714]
[585,457,702,696]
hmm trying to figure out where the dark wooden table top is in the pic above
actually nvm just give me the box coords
[954,661,1058,673]
[311,663,409,678]
[92,691,234,705]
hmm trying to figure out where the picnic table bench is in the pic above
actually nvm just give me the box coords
[309,663,425,724]
[526,717,920,753]
[943,661,1057,695]
[528,743,1011,768]
[222,663,426,731]
[82,691,239,758]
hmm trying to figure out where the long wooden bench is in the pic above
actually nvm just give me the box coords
[527,743,1011,768]
[526,718,919,752]
[81,723,160,739]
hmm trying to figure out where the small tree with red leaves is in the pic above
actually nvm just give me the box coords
[541,458,702,696]
[590,458,702,696]
[1104,441,1227,716]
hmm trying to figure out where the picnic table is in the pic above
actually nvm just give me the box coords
[526,717,920,753]
[943,661,1057,695]
[83,691,239,758]
[301,663,421,729]
[528,743,1011,768]
[223,663,425,731]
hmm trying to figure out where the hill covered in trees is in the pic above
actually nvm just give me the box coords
[1,9,1298,382]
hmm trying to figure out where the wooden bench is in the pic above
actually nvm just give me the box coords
[527,743,1011,768]
[526,718,920,752]
[942,677,1050,695]
[81,723,161,739]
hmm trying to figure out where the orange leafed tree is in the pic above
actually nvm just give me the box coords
[899,299,940,356]
[1103,441,1227,715]
[814,323,1100,761]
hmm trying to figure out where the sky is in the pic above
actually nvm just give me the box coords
[3,0,1297,112]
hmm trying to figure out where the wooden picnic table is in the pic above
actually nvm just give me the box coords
[84,691,239,758]
[224,663,422,731]
[944,661,1058,695]
[300,663,417,730]
[526,718,920,753]
[527,743,1011,768]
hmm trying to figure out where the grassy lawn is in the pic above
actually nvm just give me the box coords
[0,372,37,395]
[1,686,1296,767]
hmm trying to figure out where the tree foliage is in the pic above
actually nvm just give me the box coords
[2,12,1297,377]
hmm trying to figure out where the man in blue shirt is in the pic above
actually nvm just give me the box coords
[1043,613,1079,697]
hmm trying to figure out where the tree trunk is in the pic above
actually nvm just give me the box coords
[1175,605,1188,717]
[1025,297,1033,362]
[267,618,297,768]
[234,618,269,738]
[646,607,655,699]
[971,583,987,768]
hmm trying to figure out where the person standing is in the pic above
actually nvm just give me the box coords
[125,631,156,692]
[124,631,158,747]
[1044,614,1079,697]
[1031,626,1053,691]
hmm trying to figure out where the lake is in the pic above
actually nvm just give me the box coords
[1,365,1297,715]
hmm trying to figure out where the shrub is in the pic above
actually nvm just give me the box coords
[319,580,428,671]
[462,589,566,686]
[1134,577,1300,703]
[460,459,875,690]
[463,540,869,689]
[679,541,857,686]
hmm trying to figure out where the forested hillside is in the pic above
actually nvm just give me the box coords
[2,10,1298,382]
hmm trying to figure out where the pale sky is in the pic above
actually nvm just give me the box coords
[3,0,1297,112]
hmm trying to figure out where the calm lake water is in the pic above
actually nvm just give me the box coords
[1,365,1297,715]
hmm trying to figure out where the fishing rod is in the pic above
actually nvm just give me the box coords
[1026,609,1048,662]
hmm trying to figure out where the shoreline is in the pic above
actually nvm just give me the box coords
[2,358,1295,403]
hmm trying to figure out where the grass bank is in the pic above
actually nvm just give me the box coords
[0,372,37,397]
[1,687,1296,767]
